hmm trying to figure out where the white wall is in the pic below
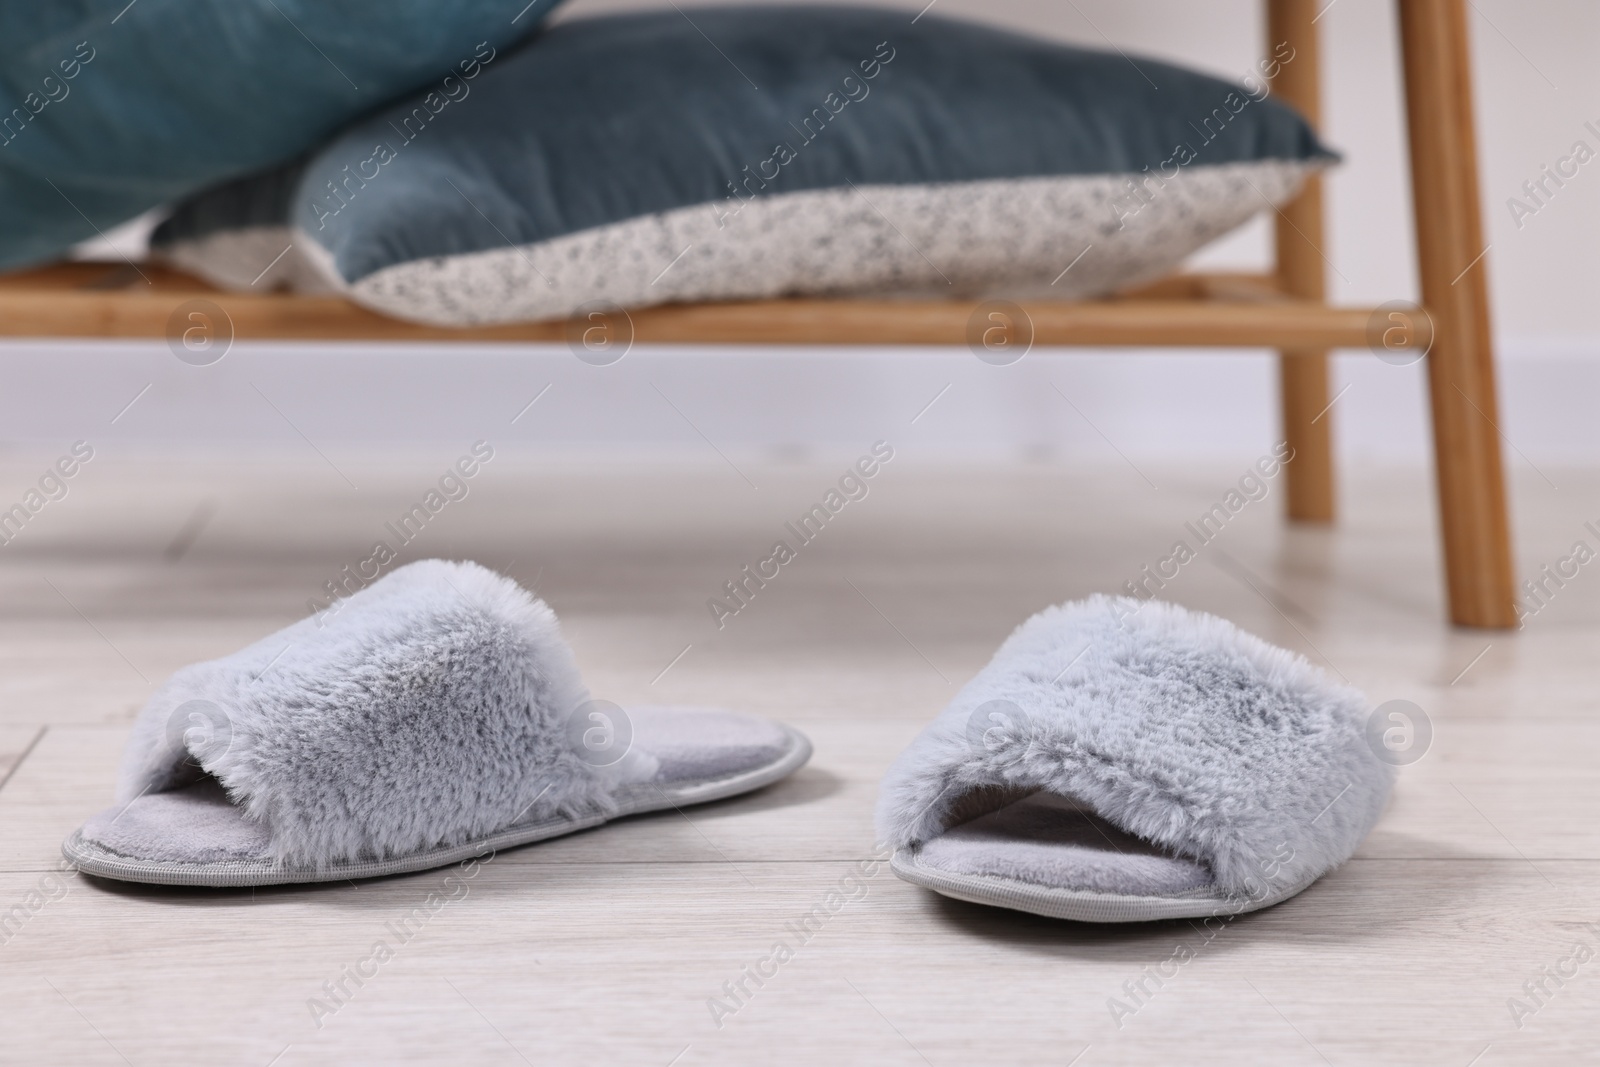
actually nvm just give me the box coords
[4,0,1596,464]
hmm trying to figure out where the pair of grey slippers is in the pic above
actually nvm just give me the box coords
[66,561,1393,923]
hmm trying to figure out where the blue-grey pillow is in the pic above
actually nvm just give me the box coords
[0,0,564,271]
[153,6,1335,326]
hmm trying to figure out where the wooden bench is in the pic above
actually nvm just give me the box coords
[0,0,1514,627]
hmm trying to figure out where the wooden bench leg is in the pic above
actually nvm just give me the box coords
[1399,0,1517,628]
[1280,351,1335,521]
[1269,0,1335,523]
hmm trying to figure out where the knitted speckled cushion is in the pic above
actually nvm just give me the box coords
[151,5,1334,326]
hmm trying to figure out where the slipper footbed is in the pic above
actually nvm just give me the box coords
[915,792,1214,897]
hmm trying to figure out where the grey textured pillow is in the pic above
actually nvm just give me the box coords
[153,6,1334,326]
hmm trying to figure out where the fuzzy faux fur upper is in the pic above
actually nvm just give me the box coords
[875,596,1394,897]
[118,560,648,867]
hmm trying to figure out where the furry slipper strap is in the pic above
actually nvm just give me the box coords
[875,596,1393,898]
[116,560,642,868]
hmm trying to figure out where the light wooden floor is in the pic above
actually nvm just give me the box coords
[1,453,1595,1065]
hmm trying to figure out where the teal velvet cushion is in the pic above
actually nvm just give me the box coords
[0,0,564,270]
[154,6,1335,326]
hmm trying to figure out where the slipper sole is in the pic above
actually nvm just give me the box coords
[63,726,811,888]
[890,846,1317,923]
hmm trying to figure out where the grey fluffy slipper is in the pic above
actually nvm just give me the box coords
[876,596,1393,923]
[65,560,810,887]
